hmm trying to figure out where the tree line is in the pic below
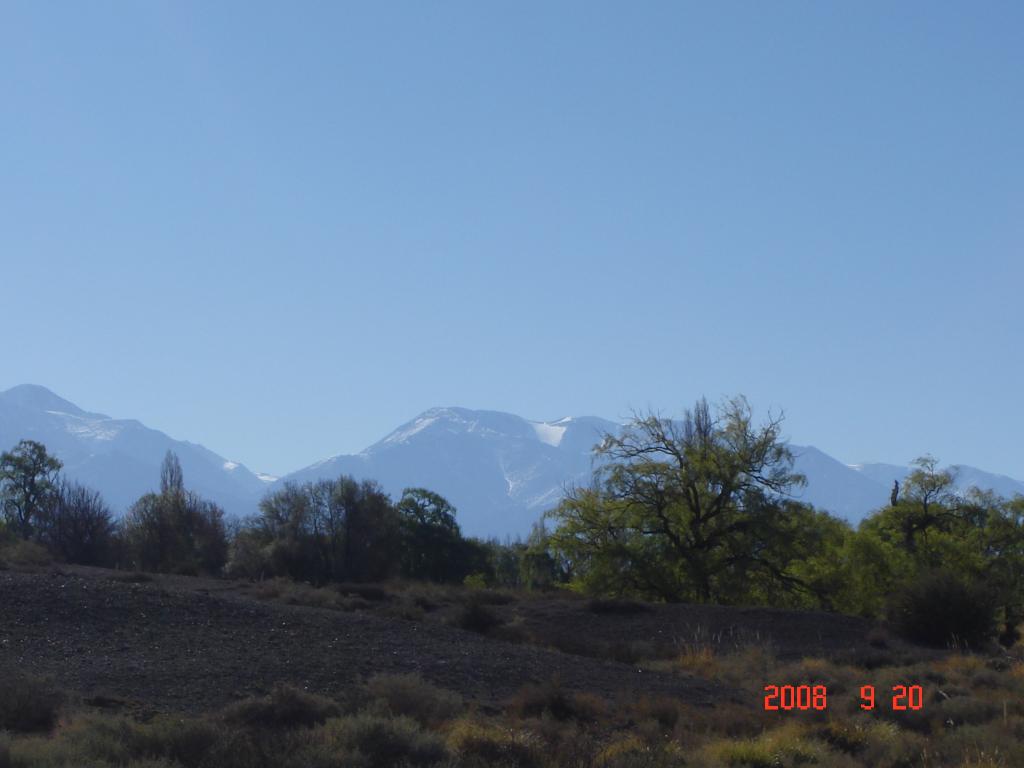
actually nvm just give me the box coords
[3,396,1022,648]
[543,397,1024,647]
[0,440,555,588]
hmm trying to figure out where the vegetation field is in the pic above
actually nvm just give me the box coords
[4,399,1024,766]
[3,561,1024,768]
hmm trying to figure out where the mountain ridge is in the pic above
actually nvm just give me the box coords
[2,385,1022,537]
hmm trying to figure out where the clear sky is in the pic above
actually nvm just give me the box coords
[2,2,1021,479]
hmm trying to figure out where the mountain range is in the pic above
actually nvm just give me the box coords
[2,385,1021,537]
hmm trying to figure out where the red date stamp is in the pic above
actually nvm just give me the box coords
[763,684,924,711]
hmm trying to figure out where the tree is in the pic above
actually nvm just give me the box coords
[981,494,1024,646]
[37,481,117,566]
[160,450,184,496]
[122,452,228,574]
[891,456,963,555]
[252,476,401,584]
[863,456,987,575]
[397,488,467,582]
[547,397,812,604]
[519,522,571,590]
[0,440,63,539]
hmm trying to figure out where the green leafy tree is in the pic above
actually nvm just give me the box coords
[397,488,466,582]
[547,397,813,604]
[519,522,571,590]
[982,494,1024,646]
[0,440,63,539]
[886,456,964,558]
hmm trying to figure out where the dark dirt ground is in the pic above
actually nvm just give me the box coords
[0,565,914,716]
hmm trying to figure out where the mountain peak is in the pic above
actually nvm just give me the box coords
[0,384,92,417]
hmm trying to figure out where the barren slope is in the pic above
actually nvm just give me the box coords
[0,567,732,713]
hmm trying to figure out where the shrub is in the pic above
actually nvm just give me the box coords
[857,721,927,768]
[935,696,1000,727]
[595,736,675,768]
[627,696,684,730]
[57,715,137,765]
[447,719,543,768]
[0,539,51,569]
[675,645,716,675]
[452,598,505,634]
[222,684,340,730]
[699,722,834,768]
[463,573,488,589]
[816,720,870,755]
[887,571,997,648]
[365,673,462,726]
[325,713,446,768]
[336,583,391,602]
[131,717,223,767]
[508,678,605,722]
[280,582,342,609]
[0,673,63,733]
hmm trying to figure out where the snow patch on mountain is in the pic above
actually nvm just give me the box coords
[381,414,441,447]
[531,420,568,447]
[51,411,124,442]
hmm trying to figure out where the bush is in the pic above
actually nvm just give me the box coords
[365,673,462,726]
[336,583,391,602]
[0,539,51,569]
[325,713,446,768]
[0,673,64,733]
[887,571,997,648]
[508,678,605,722]
[463,573,488,589]
[447,719,543,768]
[452,598,505,634]
[131,717,223,767]
[222,684,340,730]
[699,722,833,768]
[935,695,1000,727]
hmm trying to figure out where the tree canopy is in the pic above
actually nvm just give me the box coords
[546,397,818,604]
[0,439,63,539]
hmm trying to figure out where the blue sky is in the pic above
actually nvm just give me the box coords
[2,2,1021,478]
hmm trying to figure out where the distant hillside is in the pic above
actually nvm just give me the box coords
[3,386,1022,536]
[0,385,268,517]
[280,408,620,537]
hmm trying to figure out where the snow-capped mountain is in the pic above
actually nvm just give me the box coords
[280,410,1024,535]
[0,385,266,517]
[3,386,1022,537]
[279,407,620,536]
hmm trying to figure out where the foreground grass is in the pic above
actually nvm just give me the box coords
[4,642,1024,768]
